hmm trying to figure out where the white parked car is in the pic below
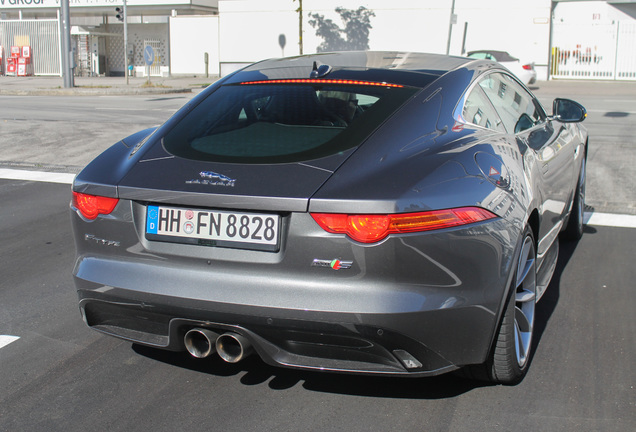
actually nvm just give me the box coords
[467,50,537,85]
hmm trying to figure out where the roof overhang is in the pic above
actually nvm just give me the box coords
[0,0,218,15]
[71,25,120,36]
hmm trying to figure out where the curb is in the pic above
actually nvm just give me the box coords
[0,161,84,174]
[0,87,193,96]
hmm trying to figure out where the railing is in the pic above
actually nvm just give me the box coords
[551,22,636,81]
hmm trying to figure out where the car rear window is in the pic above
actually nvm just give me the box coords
[162,82,418,164]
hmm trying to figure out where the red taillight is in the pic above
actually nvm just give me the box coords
[311,207,497,243]
[240,79,404,88]
[72,192,119,220]
[522,64,533,71]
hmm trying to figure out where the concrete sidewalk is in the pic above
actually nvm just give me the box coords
[528,78,636,97]
[0,75,218,96]
[3,74,636,96]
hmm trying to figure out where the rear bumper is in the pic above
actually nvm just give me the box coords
[76,261,513,377]
[72,204,521,376]
[79,291,459,376]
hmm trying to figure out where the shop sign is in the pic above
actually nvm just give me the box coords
[0,0,202,8]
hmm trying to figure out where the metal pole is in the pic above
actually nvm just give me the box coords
[613,21,620,80]
[446,0,456,55]
[461,22,468,55]
[60,0,74,88]
[297,0,303,55]
[123,0,129,85]
[57,9,64,78]
[548,1,556,80]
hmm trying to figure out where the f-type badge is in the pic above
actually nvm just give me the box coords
[186,171,236,187]
[311,259,353,270]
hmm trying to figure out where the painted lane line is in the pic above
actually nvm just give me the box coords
[586,109,636,113]
[0,335,20,349]
[95,107,173,111]
[584,212,636,229]
[1,169,636,229]
[0,168,75,185]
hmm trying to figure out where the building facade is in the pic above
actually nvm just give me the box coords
[0,0,219,76]
[1,0,636,80]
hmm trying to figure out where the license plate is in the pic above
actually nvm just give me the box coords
[146,205,280,251]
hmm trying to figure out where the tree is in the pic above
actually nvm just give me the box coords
[308,7,375,53]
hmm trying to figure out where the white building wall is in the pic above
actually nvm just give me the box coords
[554,0,635,24]
[170,15,220,76]
[218,0,298,75]
[453,0,552,80]
[302,0,454,54]
[217,0,552,78]
[551,1,636,80]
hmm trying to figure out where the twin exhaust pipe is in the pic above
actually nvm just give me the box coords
[184,328,253,363]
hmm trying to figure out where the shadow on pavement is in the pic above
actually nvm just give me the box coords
[132,231,592,399]
[530,227,593,365]
[132,343,492,399]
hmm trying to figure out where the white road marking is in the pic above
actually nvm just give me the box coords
[587,109,636,115]
[0,168,75,184]
[95,107,172,111]
[0,335,20,349]
[1,168,635,229]
[596,99,636,103]
[584,212,636,229]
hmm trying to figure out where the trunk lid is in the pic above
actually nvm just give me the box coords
[117,142,353,212]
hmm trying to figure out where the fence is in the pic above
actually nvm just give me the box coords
[551,21,636,81]
[0,19,61,76]
[144,39,162,76]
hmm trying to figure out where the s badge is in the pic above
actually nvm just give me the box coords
[311,259,353,270]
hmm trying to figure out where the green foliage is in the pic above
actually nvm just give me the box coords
[308,7,375,52]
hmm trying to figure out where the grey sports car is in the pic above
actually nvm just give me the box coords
[71,51,587,385]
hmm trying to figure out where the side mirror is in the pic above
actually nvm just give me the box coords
[552,98,587,123]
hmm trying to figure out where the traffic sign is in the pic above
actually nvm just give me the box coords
[144,46,154,66]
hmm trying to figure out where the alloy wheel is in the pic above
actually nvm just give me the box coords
[514,234,537,368]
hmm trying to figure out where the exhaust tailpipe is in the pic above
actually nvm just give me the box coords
[184,328,220,358]
[216,332,253,363]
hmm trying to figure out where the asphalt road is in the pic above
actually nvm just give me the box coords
[532,81,636,215]
[1,81,635,213]
[0,81,635,431]
[0,93,190,170]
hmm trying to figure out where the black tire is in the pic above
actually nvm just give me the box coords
[459,227,537,385]
[563,157,586,241]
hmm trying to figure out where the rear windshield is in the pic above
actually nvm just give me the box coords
[162,82,417,164]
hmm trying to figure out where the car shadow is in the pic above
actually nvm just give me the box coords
[529,223,595,366]
[145,96,188,102]
[132,343,493,399]
[132,228,592,399]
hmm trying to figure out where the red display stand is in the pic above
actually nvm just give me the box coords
[5,46,33,76]
[22,46,31,60]
[6,57,17,75]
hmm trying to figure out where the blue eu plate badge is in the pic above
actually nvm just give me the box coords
[147,206,159,234]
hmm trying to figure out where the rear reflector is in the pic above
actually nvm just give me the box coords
[311,207,497,243]
[72,192,119,220]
